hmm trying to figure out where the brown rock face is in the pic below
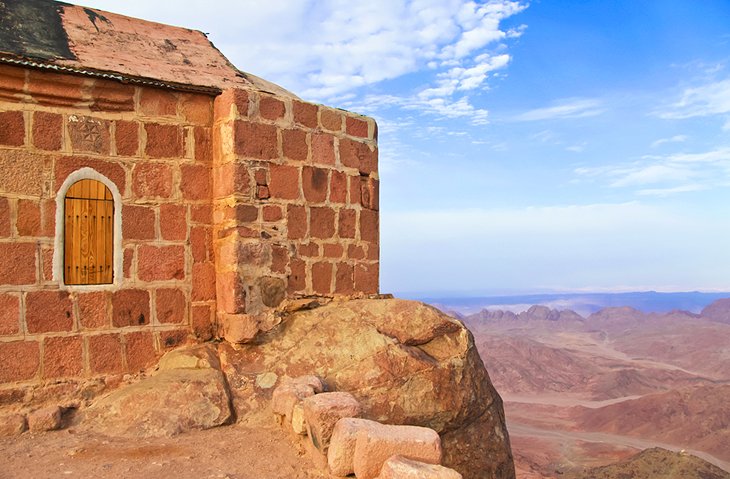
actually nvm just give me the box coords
[221,298,515,479]
[82,344,232,437]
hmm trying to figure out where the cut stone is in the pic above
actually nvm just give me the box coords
[377,455,463,479]
[303,392,361,454]
[328,417,381,477]
[353,424,442,479]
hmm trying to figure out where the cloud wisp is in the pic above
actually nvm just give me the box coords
[513,98,605,122]
[575,147,730,196]
[657,78,730,120]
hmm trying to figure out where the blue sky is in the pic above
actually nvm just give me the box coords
[81,0,730,295]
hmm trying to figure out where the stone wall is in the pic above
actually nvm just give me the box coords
[212,89,379,342]
[0,64,216,387]
[0,63,379,390]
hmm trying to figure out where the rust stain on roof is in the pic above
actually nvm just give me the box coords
[0,0,295,97]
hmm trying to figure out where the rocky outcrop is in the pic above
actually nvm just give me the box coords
[220,298,515,479]
[82,344,232,437]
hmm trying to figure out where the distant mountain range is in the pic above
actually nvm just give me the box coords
[413,291,730,316]
[460,297,730,477]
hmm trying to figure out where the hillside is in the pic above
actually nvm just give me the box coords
[462,298,730,477]
[574,385,730,462]
[567,447,730,479]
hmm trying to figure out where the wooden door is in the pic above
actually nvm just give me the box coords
[64,179,114,285]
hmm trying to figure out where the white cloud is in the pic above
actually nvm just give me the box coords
[566,144,586,153]
[80,0,525,124]
[636,184,707,197]
[513,98,604,121]
[575,147,730,195]
[658,78,730,119]
[651,135,688,148]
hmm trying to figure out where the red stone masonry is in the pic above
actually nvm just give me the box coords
[0,67,215,388]
[212,90,379,343]
[0,62,379,388]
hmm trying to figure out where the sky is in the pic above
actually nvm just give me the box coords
[79,0,730,296]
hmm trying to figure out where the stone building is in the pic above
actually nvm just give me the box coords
[0,0,379,389]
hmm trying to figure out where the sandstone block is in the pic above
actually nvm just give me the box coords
[138,245,185,281]
[283,128,308,162]
[234,121,278,159]
[88,333,123,374]
[346,116,369,138]
[320,109,342,132]
[115,120,139,156]
[291,403,307,435]
[0,341,40,382]
[124,331,157,372]
[69,116,110,155]
[287,375,325,393]
[310,206,335,239]
[303,392,361,454]
[293,101,318,129]
[158,343,221,371]
[220,313,260,344]
[111,289,150,327]
[0,292,20,335]
[0,242,36,285]
[328,417,381,477]
[0,110,25,146]
[43,335,83,379]
[25,291,74,334]
[259,95,285,120]
[144,123,183,158]
[353,424,442,479]
[271,382,316,421]
[28,406,63,432]
[133,162,172,198]
[269,164,300,200]
[0,413,27,437]
[377,456,462,479]
[33,111,63,151]
[287,204,307,239]
[311,132,335,165]
[83,366,232,437]
[303,166,328,202]
[122,204,155,240]
[181,164,212,200]
[312,261,333,295]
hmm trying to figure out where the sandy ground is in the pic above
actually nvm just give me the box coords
[0,422,328,479]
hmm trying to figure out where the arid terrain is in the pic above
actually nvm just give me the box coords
[463,299,730,478]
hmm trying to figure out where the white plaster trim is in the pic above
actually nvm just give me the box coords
[53,167,123,291]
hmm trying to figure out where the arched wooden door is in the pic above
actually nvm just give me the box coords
[64,179,114,285]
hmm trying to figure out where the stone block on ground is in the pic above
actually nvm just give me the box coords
[291,403,307,435]
[377,455,463,479]
[0,413,27,436]
[28,406,62,432]
[353,424,442,479]
[271,383,317,422]
[157,343,221,371]
[303,391,361,454]
[82,367,232,437]
[328,417,381,477]
[285,374,325,393]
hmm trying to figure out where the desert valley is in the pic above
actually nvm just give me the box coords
[453,298,730,478]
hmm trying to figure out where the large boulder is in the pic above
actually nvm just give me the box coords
[220,298,515,479]
[82,344,232,437]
